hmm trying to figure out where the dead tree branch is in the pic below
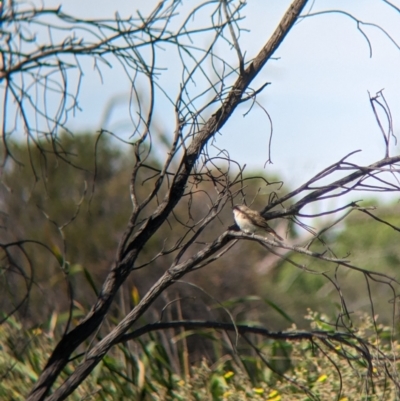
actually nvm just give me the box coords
[25,1,309,400]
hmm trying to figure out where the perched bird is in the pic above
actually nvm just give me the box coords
[233,204,283,241]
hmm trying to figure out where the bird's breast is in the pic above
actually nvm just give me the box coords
[234,213,257,233]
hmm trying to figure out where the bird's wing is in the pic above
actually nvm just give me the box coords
[260,221,283,241]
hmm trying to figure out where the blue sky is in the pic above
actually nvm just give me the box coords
[4,0,400,203]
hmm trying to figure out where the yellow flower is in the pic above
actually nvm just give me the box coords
[268,390,279,398]
[317,374,327,382]
[224,371,234,379]
[253,388,264,394]
[339,398,348,401]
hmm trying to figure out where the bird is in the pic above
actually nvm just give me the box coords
[233,204,283,241]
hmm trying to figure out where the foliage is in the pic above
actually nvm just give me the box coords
[0,133,134,322]
[3,134,400,400]
[1,310,398,400]
[266,202,400,327]
[0,134,281,328]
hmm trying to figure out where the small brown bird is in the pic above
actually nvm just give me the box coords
[233,204,283,241]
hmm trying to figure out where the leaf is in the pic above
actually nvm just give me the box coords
[264,298,294,323]
[83,267,99,296]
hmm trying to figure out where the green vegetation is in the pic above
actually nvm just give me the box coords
[2,134,400,399]
[1,310,398,400]
[265,202,400,328]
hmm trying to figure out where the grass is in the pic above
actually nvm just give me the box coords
[1,309,400,400]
